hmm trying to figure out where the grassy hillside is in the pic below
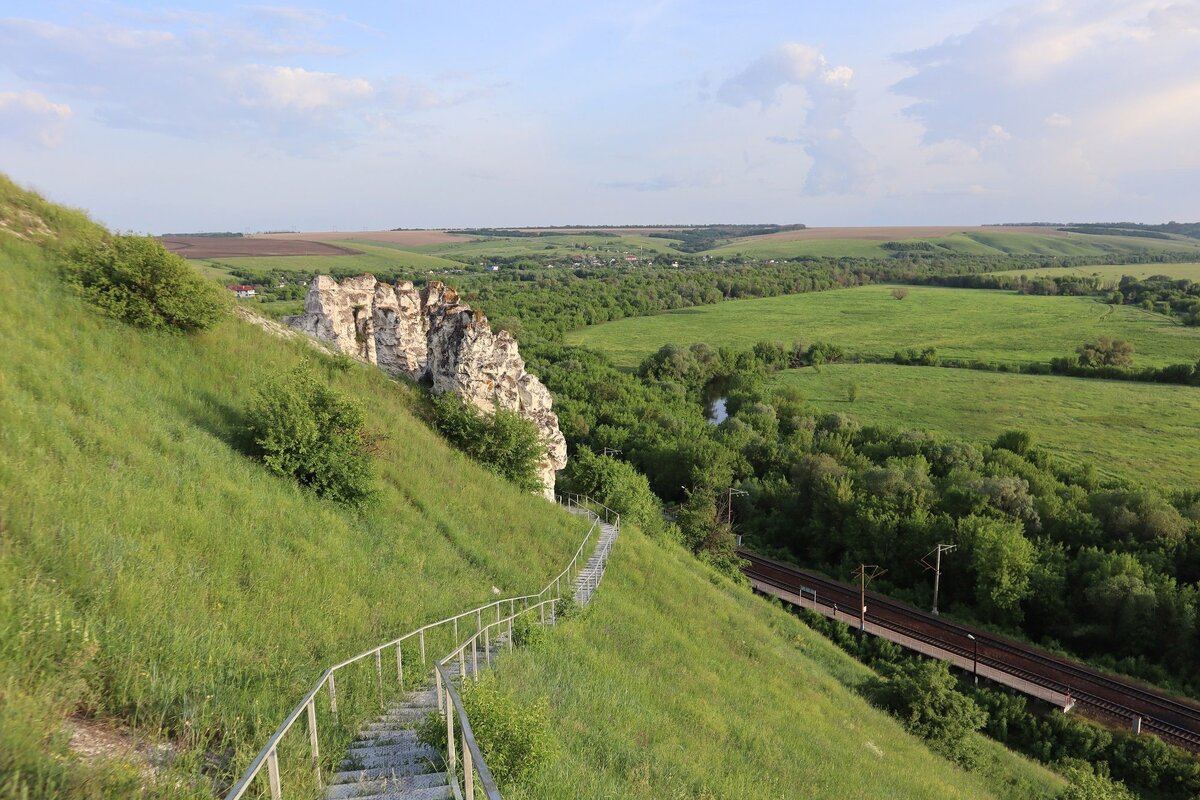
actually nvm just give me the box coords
[707,230,1200,259]
[0,182,587,797]
[490,525,1064,800]
[567,284,1200,369]
[770,363,1200,486]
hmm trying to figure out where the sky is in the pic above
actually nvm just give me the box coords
[1,0,1198,232]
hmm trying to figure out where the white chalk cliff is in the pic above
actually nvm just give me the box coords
[286,275,567,498]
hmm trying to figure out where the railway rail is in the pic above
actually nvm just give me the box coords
[741,550,1200,753]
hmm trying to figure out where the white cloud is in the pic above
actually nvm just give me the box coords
[717,43,872,195]
[890,0,1200,212]
[235,65,374,112]
[0,13,475,152]
[0,90,72,147]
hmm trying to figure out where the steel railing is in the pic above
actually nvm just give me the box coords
[224,495,618,800]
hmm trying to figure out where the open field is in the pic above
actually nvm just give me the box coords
[254,229,468,246]
[739,225,1072,242]
[708,230,1200,260]
[192,239,465,282]
[568,284,1200,369]
[490,525,1064,800]
[409,232,683,258]
[989,262,1200,281]
[160,235,359,259]
[771,363,1200,486]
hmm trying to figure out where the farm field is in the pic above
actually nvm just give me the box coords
[408,232,682,259]
[708,230,1200,260]
[567,285,1200,369]
[771,364,1200,486]
[989,262,1200,281]
[159,235,358,259]
[192,239,465,281]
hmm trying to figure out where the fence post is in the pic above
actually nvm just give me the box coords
[375,650,384,707]
[266,747,282,800]
[328,672,338,721]
[445,685,456,776]
[463,730,475,799]
[307,698,321,783]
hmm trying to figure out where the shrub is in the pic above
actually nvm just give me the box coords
[245,367,374,503]
[1059,762,1136,800]
[432,394,544,493]
[565,447,664,534]
[462,677,553,787]
[63,234,226,332]
[865,658,987,766]
[1076,337,1134,368]
[891,287,910,300]
[994,429,1034,456]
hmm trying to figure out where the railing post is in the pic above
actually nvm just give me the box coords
[484,626,491,667]
[266,747,282,800]
[397,642,404,688]
[472,637,479,680]
[307,698,321,783]
[375,649,384,708]
[463,729,475,799]
[454,617,459,644]
[476,609,482,635]
[445,684,456,776]
[508,616,513,651]
[436,667,444,713]
[459,648,466,679]
[420,629,426,666]
[328,672,338,721]
[496,603,501,625]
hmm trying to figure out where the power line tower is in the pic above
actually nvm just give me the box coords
[716,487,749,526]
[851,564,886,633]
[920,544,957,616]
[601,447,622,458]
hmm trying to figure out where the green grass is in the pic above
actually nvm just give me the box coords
[410,233,683,259]
[567,284,1200,369]
[989,262,1200,282]
[489,526,1065,799]
[706,230,1200,260]
[194,239,464,281]
[770,363,1200,486]
[0,213,588,795]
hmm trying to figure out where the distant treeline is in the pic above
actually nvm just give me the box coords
[161,232,244,238]
[1063,222,1200,240]
[648,224,807,253]
[446,228,620,238]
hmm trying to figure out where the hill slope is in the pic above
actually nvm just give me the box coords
[0,177,1061,799]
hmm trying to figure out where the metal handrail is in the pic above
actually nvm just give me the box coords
[436,662,502,800]
[224,495,615,800]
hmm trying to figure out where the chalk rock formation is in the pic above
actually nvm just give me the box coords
[286,275,567,498]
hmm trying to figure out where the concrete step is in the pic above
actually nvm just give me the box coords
[341,746,438,769]
[325,771,450,799]
[351,785,453,800]
[330,760,441,784]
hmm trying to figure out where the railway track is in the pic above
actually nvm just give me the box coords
[741,550,1200,753]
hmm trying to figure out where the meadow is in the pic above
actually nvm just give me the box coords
[770,364,1200,486]
[989,262,1200,282]
[567,284,1200,370]
[490,525,1064,800]
[708,230,1200,260]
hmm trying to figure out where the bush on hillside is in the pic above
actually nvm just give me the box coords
[432,393,544,493]
[865,658,987,766]
[245,367,375,503]
[63,234,226,332]
[565,447,664,534]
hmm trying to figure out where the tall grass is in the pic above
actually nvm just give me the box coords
[0,190,585,796]
[487,526,1065,799]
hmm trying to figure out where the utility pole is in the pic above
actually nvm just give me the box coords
[851,564,886,633]
[967,633,978,684]
[723,487,748,526]
[601,447,622,458]
[920,544,957,616]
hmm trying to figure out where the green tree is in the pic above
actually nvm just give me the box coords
[63,234,227,332]
[566,447,664,534]
[959,515,1036,622]
[1076,337,1135,368]
[245,367,374,503]
[432,394,544,493]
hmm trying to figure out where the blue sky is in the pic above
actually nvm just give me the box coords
[2,1,1198,232]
